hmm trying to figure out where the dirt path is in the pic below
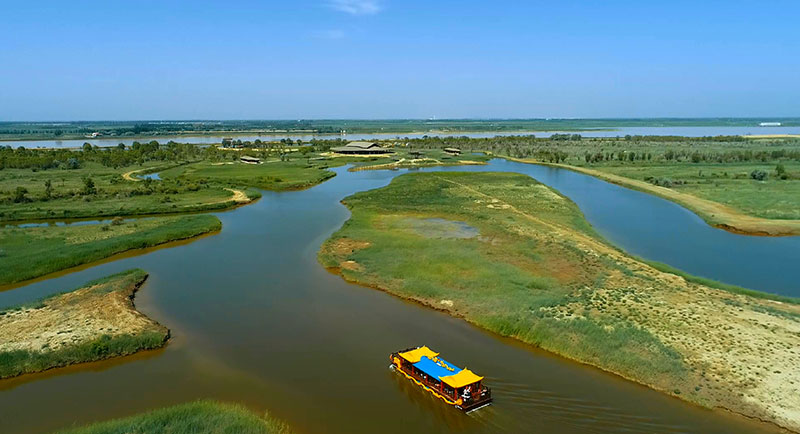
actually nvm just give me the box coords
[121,169,145,181]
[508,157,800,236]
[224,188,250,203]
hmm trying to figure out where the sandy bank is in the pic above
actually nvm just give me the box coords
[0,269,169,378]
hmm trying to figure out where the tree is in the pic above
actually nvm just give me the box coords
[775,164,788,180]
[44,180,53,199]
[82,176,97,195]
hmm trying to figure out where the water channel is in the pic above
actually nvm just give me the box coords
[0,160,792,433]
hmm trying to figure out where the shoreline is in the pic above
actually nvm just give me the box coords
[322,265,794,434]
[0,270,170,379]
[506,157,800,237]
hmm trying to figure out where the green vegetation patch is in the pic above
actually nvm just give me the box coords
[57,400,290,434]
[0,215,221,285]
[0,162,236,222]
[163,160,337,191]
[0,331,166,379]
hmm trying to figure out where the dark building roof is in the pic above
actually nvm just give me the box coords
[331,142,392,154]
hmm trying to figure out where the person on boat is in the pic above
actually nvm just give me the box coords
[461,386,472,402]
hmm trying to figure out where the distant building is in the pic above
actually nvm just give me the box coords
[444,147,462,156]
[222,137,234,147]
[240,155,262,164]
[759,122,782,127]
[331,141,392,155]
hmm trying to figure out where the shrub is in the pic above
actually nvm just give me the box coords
[750,169,768,181]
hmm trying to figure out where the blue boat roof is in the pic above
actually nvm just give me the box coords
[413,356,462,381]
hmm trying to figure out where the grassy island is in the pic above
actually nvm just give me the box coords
[0,214,221,286]
[58,400,289,434]
[320,172,800,431]
[0,269,168,379]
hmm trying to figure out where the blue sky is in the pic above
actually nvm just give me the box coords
[1,0,798,120]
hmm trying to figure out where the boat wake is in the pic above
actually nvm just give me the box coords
[476,378,692,433]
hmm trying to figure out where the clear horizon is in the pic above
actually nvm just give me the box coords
[2,1,799,121]
[4,116,800,124]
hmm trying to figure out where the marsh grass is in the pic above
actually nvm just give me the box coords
[0,214,221,285]
[0,332,166,379]
[57,400,290,434]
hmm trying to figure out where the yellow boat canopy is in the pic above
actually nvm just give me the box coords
[440,369,483,389]
[399,346,439,364]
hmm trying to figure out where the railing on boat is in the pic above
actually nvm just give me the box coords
[391,349,492,410]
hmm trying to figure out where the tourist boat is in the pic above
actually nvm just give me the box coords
[390,346,492,412]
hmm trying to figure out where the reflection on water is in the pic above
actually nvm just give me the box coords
[0,162,786,433]
[138,172,161,180]
[2,217,153,229]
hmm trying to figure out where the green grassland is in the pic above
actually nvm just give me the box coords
[57,400,290,434]
[160,158,338,191]
[0,162,243,222]
[0,214,221,285]
[319,172,800,426]
[0,269,169,379]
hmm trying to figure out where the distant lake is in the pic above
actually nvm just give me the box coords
[5,126,800,149]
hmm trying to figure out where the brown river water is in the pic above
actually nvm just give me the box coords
[0,164,780,433]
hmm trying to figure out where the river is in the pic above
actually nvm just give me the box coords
[0,160,790,433]
[5,126,800,149]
